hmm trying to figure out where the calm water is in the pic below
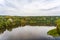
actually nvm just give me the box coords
[0,26,58,40]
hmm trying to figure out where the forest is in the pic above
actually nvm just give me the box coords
[0,16,60,27]
[0,16,60,34]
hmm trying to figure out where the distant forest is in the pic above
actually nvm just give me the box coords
[0,16,60,26]
[20,16,60,26]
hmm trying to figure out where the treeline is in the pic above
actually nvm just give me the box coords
[0,16,60,27]
[0,16,60,33]
[20,16,60,26]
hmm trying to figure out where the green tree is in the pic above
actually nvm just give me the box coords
[55,19,60,35]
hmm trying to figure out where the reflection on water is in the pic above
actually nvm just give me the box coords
[0,26,57,40]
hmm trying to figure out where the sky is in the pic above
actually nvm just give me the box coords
[0,0,60,16]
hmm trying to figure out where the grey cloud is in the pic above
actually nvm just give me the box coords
[0,0,60,16]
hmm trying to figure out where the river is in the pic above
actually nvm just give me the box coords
[0,26,57,40]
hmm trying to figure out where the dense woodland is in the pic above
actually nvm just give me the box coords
[0,16,60,33]
[21,16,59,26]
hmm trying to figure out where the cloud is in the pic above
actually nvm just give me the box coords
[0,0,60,16]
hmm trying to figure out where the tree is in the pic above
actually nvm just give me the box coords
[20,18,26,26]
[55,19,60,35]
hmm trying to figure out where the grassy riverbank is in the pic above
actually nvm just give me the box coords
[47,29,60,37]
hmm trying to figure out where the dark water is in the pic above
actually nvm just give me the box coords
[0,26,59,40]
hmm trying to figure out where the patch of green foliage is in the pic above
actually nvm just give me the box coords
[48,19,60,37]
[47,29,60,37]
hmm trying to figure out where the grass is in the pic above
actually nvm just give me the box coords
[47,29,60,37]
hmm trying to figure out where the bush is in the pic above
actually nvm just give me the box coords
[47,29,59,37]
[48,19,60,37]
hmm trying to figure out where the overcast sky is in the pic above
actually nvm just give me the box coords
[0,0,60,16]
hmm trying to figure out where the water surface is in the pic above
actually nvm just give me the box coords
[0,26,56,40]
